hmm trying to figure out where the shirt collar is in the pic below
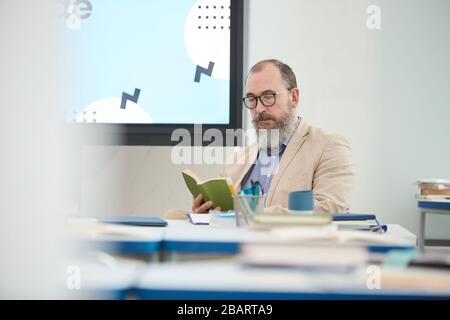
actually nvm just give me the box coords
[281,116,301,147]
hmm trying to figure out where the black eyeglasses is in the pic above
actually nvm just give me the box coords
[242,90,288,110]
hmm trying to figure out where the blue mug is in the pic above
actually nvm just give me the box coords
[288,190,314,214]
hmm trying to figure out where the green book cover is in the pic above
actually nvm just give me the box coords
[182,169,234,211]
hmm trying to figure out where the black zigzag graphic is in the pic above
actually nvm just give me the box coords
[120,88,141,109]
[194,61,215,82]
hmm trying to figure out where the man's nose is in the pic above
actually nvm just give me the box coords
[254,100,267,114]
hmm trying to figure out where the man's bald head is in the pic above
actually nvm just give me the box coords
[247,59,297,90]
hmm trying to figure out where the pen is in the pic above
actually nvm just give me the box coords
[241,195,254,218]
[226,178,249,224]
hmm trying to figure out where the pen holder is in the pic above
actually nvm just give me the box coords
[232,194,266,227]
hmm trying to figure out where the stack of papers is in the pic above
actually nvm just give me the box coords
[187,212,236,225]
[239,243,369,272]
[252,213,331,226]
[187,213,211,225]
[269,226,411,246]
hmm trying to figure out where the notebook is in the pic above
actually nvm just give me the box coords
[332,213,387,233]
[187,212,236,225]
[187,213,210,225]
[96,216,167,227]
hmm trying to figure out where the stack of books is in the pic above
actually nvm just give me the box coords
[416,178,450,202]
[239,243,368,273]
[248,207,332,230]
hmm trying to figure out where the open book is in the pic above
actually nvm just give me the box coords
[182,169,234,211]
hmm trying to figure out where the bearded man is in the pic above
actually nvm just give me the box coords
[192,59,354,214]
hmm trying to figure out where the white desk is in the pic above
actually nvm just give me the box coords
[162,220,417,256]
[377,224,417,244]
[67,219,427,299]
[67,219,165,256]
[68,219,417,258]
[68,258,145,299]
[135,260,450,299]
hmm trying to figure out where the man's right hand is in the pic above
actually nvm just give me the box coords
[192,194,220,213]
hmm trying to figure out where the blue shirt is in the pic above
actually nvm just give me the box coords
[241,117,301,195]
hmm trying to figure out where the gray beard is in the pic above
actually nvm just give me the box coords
[252,111,297,154]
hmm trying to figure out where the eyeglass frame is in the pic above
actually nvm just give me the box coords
[242,89,291,110]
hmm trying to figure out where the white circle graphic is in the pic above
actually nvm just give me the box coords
[75,97,153,124]
[184,0,230,80]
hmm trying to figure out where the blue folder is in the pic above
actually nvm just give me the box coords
[332,213,376,221]
[96,216,167,227]
[332,213,387,233]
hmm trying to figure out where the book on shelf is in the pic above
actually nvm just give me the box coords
[420,188,450,196]
[416,194,450,201]
[417,178,450,185]
[416,178,450,196]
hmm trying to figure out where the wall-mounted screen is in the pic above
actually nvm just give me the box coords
[63,0,243,145]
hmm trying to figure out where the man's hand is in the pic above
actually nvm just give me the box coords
[192,194,221,213]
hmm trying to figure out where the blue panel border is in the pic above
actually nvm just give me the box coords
[418,201,450,210]
[92,240,161,254]
[136,289,450,300]
[163,240,240,254]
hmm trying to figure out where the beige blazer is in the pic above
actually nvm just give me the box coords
[222,120,355,213]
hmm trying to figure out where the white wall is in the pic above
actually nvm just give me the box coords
[0,0,77,298]
[245,0,450,238]
[78,146,225,217]
[79,0,450,239]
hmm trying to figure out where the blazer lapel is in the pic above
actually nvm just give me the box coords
[235,143,258,190]
[223,143,258,190]
[265,120,311,206]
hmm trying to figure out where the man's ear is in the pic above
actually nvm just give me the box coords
[290,87,300,108]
